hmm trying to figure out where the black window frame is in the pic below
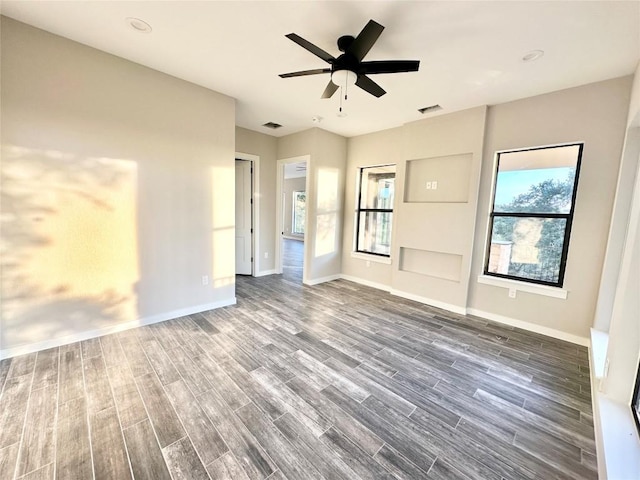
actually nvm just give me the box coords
[355,164,395,258]
[632,360,640,436]
[483,143,584,287]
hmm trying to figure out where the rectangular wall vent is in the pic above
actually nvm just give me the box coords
[418,105,442,114]
[262,122,283,129]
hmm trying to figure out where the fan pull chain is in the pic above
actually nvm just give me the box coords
[339,85,344,114]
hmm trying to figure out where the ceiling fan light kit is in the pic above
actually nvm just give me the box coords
[279,19,420,102]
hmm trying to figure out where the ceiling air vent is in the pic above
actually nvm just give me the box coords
[418,104,442,114]
[262,122,283,129]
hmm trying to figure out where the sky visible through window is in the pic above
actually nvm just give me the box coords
[495,167,574,206]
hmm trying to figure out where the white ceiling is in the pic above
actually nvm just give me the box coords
[284,162,308,180]
[2,1,639,138]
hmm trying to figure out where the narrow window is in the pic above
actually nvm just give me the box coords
[632,361,640,436]
[292,191,305,235]
[484,144,583,287]
[355,165,396,256]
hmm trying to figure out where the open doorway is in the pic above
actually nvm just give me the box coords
[276,157,309,283]
[235,158,253,275]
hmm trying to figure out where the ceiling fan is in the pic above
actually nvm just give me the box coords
[279,19,420,99]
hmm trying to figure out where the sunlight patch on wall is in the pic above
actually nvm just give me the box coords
[211,166,235,287]
[1,145,139,348]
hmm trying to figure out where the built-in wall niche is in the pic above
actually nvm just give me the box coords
[399,247,462,282]
[403,153,473,203]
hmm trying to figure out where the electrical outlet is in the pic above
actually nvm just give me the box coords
[202,275,209,286]
[426,181,432,190]
[508,288,516,298]
[264,252,269,259]
[432,181,438,190]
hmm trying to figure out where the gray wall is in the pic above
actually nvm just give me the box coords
[1,17,236,354]
[342,77,632,340]
[235,126,278,273]
[278,128,347,282]
[468,77,632,338]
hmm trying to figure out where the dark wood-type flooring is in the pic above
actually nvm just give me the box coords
[0,240,596,479]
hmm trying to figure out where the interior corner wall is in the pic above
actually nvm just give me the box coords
[277,128,347,283]
[0,17,236,357]
[468,76,633,339]
[235,127,278,273]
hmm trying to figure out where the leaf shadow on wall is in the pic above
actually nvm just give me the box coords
[1,145,139,350]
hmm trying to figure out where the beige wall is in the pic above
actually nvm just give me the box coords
[277,128,347,282]
[468,77,632,338]
[235,127,278,273]
[394,107,487,310]
[1,17,236,355]
[283,177,306,239]
[341,127,402,287]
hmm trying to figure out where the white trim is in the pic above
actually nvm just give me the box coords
[283,235,304,241]
[255,269,277,277]
[350,252,392,264]
[390,289,467,316]
[477,274,568,299]
[0,298,236,360]
[340,274,391,292]
[303,274,341,286]
[467,307,589,346]
[236,152,260,276]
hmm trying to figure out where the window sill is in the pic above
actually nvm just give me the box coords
[351,252,392,265]
[477,275,568,299]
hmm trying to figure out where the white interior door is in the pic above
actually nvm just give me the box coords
[235,160,252,275]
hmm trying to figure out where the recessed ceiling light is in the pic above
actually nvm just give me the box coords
[126,17,152,33]
[522,50,544,62]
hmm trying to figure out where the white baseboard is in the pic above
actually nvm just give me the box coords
[304,274,341,286]
[255,269,277,277]
[340,275,391,293]
[467,308,590,347]
[283,235,304,241]
[0,297,237,360]
[390,289,468,315]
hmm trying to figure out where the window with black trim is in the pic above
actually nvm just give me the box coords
[355,165,395,257]
[484,143,583,287]
[632,360,640,437]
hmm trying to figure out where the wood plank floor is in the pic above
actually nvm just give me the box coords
[0,240,597,479]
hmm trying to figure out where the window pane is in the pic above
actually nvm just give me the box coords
[357,212,392,255]
[360,166,395,209]
[494,145,580,214]
[487,216,567,284]
[292,191,305,234]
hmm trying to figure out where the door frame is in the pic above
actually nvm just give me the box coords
[276,155,310,281]
[235,152,259,276]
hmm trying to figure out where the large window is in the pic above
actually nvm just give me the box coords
[355,165,395,256]
[484,144,583,287]
[292,190,305,235]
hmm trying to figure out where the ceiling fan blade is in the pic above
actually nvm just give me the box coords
[321,81,339,99]
[347,20,384,61]
[279,68,331,78]
[285,33,335,63]
[355,75,386,98]
[361,60,420,74]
